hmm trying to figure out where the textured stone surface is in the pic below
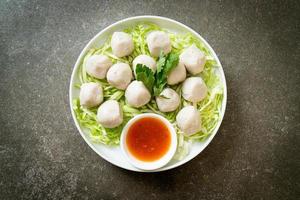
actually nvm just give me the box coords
[0,0,299,199]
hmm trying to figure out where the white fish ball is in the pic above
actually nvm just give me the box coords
[106,63,133,90]
[180,44,206,75]
[156,88,180,112]
[167,62,186,85]
[125,81,151,108]
[146,31,172,57]
[85,55,112,79]
[176,106,201,135]
[111,32,134,57]
[79,82,103,108]
[97,100,123,128]
[182,77,207,102]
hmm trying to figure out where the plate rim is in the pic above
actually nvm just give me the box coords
[69,15,227,172]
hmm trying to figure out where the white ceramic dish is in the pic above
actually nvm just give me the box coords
[69,16,227,172]
[120,113,177,170]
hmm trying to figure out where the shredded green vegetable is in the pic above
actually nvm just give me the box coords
[73,23,223,160]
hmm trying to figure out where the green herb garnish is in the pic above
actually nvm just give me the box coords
[135,64,155,93]
[153,52,179,96]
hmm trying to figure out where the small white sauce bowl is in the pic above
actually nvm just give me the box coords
[120,113,177,171]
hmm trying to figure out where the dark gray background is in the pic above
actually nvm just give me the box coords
[1,0,299,199]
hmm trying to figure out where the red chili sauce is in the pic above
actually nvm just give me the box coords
[126,117,171,162]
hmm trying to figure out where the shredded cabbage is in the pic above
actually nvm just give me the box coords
[73,23,223,159]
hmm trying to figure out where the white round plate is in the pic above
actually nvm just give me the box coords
[69,16,227,172]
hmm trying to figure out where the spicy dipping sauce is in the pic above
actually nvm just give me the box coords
[126,117,171,162]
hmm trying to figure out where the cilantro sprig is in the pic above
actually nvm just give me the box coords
[135,64,155,93]
[135,52,179,96]
[153,52,179,96]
